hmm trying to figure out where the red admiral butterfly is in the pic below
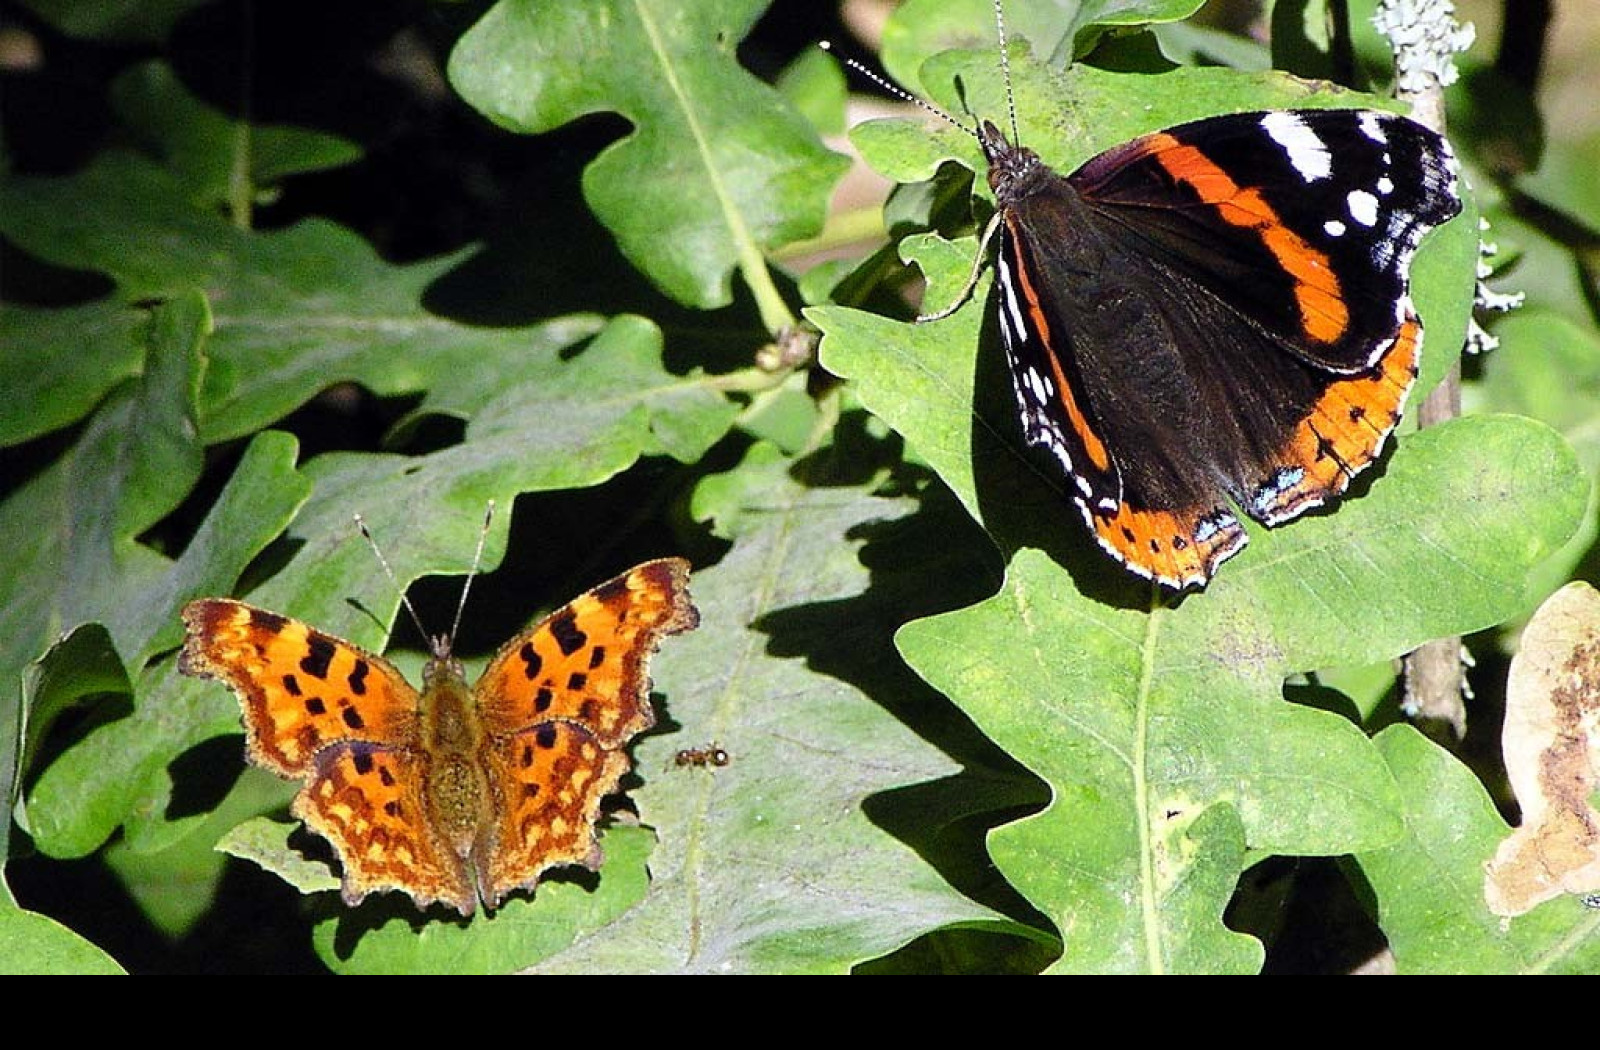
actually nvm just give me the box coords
[980,103,1461,589]
[878,16,1464,590]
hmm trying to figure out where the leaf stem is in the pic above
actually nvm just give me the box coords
[227,1,256,230]
[739,247,798,336]
[631,0,795,336]
[771,205,886,264]
[1135,600,1166,974]
[1376,0,1477,737]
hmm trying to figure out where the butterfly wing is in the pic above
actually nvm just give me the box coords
[294,744,477,915]
[180,598,422,773]
[1068,109,1459,524]
[470,558,699,906]
[475,722,633,908]
[180,598,476,914]
[1072,109,1458,373]
[992,170,1249,587]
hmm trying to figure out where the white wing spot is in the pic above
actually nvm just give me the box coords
[1358,111,1388,145]
[1261,111,1331,182]
[1323,219,1346,237]
[1347,189,1380,227]
[997,258,1027,343]
[1024,366,1052,403]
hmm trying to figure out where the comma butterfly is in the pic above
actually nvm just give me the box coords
[179,532,698,917]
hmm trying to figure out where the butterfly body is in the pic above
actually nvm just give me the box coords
[412,646,497,893]
[180,557,698,916]
[974,107,1461,588]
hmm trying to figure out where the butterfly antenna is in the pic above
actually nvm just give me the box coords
[354,512,434,652]
[448,500,495,649]
[818,40,978,138]
[992,0,1021,145]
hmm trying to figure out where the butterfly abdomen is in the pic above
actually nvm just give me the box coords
[418,671,494,858]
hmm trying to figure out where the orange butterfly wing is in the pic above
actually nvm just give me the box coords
[179,598,477,913]
[294,746,477,914]
[471,558,699,907]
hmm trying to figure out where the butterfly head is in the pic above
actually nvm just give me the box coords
[422,632,466,691]
[355,505,494,694]
[978,120,1043,200]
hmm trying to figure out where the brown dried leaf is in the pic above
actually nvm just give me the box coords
[1485,582,1600,917]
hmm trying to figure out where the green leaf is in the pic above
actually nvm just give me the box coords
[1354,726,1600,973]
[880,0,1006,90]
[20,429,309,859]
[0,292,207,729]
[881,0,1206,87]
[1062,0,1209,60]
[1150,20,1272,72]
[0,301,145,448]
[212,317,734,642]
[520,441,1010,973]
[448,0,849,311]
[0,152,608,444]
[1468,310,1600,609]
[886,401,1583,973]
[7,624,129,866]
[0,897,125,975]
[312,825,655,975]
[105,766,299,938]
[830,399,1582,972]
[775,45,848,138]
[2,154,250,299]
[111,60,361,209]
[900,551,1338,973]
[216,815,342,898]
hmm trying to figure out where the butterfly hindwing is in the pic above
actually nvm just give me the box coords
[296,743,477,914]
[479,721,628,908]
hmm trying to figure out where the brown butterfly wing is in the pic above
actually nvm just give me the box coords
[470,558,699,905]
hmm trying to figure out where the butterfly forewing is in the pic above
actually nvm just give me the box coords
[473,557,696,742]
[1071,110,1459,371]
[179,599,422,775]
[470,557,699,904]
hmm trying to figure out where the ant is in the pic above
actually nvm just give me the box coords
[671,742,730,770]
